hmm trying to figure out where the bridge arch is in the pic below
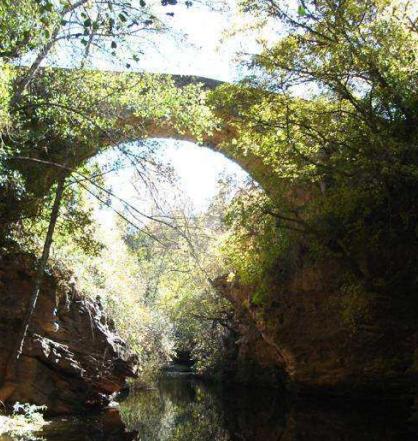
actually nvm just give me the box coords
[9,69,276,201]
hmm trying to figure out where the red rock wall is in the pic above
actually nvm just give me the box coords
[0,253,137,414]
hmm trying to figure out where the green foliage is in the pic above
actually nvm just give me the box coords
[0,62,13,129]
[0,0,57,59]
[122,202,235,376]
[0,66,216,248]
[11,165,104,257]
[339,280,373,334]
[212,0,418,302]
[220,185,290,305]
[42,184,237,379]
[6,70,209,168]
[0,0,417,386]
[54,224,176,381]
[245,0,417,183]
[0,0,187,66]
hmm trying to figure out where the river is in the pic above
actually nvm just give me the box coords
[3,373,417,440]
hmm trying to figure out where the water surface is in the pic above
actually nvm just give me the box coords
[4,374,417,440]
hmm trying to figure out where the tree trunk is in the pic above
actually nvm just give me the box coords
[5,175,66,380]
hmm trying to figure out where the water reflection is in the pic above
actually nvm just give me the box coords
[119,375,416,441]
[38,409,136,441]
[13,374,416,441]
[120,376,232,441]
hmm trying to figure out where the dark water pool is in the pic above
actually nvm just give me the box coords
[6,375,418,440]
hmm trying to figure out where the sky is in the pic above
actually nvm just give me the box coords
[89,0,279,81]
[129,3,240,81]
[94,2,257,227]
[97,140,248,228]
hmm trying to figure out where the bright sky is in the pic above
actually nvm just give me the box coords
[95,2,257,227]
[97,140,248,228]
[89,1,278,81]
[134,3,239,81]
[161,141,248,205]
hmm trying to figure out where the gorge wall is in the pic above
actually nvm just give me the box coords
[216,253,418,398]
[0,253,137,414]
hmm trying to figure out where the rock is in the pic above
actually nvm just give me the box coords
[215,258,418,398]
[0,253,137,414]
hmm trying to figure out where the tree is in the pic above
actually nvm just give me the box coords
[5,175,66,382]
[2,0,187,103]
[121,187,236,374]
[214,0,418,295]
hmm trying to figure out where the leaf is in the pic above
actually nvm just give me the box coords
[43,1,53,12]
[298,5,306,16]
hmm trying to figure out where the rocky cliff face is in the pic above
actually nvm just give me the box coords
[0,253,137,414]
[216,257,418,398]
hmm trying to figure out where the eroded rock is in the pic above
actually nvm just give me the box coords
[215,258,418,398]
[0,253,137,414]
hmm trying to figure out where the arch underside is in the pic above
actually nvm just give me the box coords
[9,69,280,201]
